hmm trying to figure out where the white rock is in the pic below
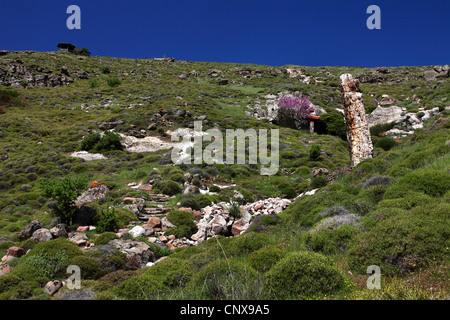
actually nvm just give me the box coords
[128,226,146,238]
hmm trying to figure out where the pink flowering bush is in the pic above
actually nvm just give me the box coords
[277,96,314,129]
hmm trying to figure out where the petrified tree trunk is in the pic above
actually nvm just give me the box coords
[340,74,373,167]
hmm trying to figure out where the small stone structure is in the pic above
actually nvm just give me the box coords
[340,74,373,167]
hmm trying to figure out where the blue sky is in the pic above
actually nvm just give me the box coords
[0,0,449,67]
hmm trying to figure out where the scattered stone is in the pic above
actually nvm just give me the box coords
[231,218,249,236]
[147,217,161,228]
[31,228,53,243]
[76,226,89,232]
[70,151,107,161]
[108,239,156,268]
[6,246,25,257]
[19,219,44,240]
[128,226,146,238]
[44,280,63,296]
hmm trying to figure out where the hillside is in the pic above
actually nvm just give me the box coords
[0,50,449,300]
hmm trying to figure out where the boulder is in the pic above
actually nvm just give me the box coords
[231,218,249,236]
[424,70,437,81]
[128,226,146,238]
[44,280,63,296]
[108,239,156,268]
[19,219,44,240]
[49,224,68,239]
[98,120,123,130]
[75,184,109,206]
[31,228,53,243]
[6,246,25,257]
[69,233,88,247]
[367,106,405,127]
[147,217,161,228]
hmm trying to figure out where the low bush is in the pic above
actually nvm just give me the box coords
[209,185,221,193]
[281,186,297,198]
[40,175,89,225]
[162,180,182,196]
[92,232,119,245]
[310,176,328,189]
[116,258,195,299]
[188,259,263,300]
[67,255,104,280]
[347,203,450,276]
[305,224,358,255]
[179,193,214,210]
[23,250,69,279]
[228,232,272,256]
[375,137,398,151]
[169,173,185,183]
[165,210,197,238]
[309,144,322,161]
[107,78,121,87]
[265,251,346,299]
[96,206,118,233]
[249,246,286,272]
[383,169,450,199]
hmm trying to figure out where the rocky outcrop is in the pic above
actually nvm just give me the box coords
[367,106,404,127]
[108,239,156,268]
[0,59,90,88]
[75,183,109,206]
[19,219,44,240]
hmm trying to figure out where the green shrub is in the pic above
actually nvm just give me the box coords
[23,250,69,278]
[162,180,182,196]
[96,206,118,233]
[281,186,296,198]
[116,258,195,299]
[79,133,101,151]
[294,166,311,177]
[228,201,242,219]
[305,224,358,255]
[309,144,322,161]
[165,210,197,238]
[93,131,123,152]
[26,238,83,259]
[265,251,346,299]
[310,176,327,189]
[93,232,119,245]
[383,169,450,199]
[67,255,104,280]
[209,185,221,193]
[40,176,89,225]
[370,122,396,137]
[188,259,263,300]
[179,193,214,210]
[100,66,111,74]
[297,181,310,194]
[115,208,137,228]
[249,246,286,272]
[320,112,346,140]
[375,137,398,151]
[89,79,100,89]
[107,78,121,87]
[347,203,450,276]
[169,173,185,183]
[228,232,272,256]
